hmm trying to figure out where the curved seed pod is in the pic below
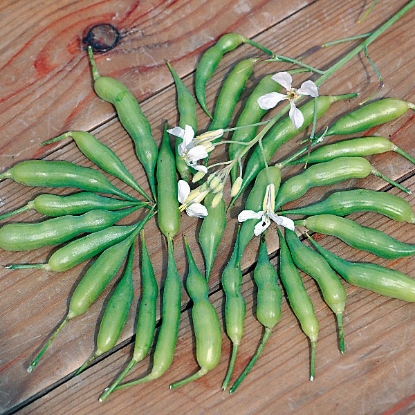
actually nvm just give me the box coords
[195,33,273,118]
[229,73,282,183]
[198,192,227,281]
[88,47,158,198]
[230,236,282,393]
[170,239,222,389]
[285,228,346,352]
[289,136,415,166]
[166,60,198,181]
[278,228,319,381]
[99,231,158,402]
[325,98,415,136]
[221,229,245,391]
[0,160,138,202]
[208,57,258,132]
[0,192,145,222]
[0,206,138,251]
[296,214,415,259]
[280,188,415,223]
[308,235,415,302]
[43,131,152,202]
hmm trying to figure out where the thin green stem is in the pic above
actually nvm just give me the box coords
[336,312,345,354]
[28,317,69,373]
[322,32,373,48]
[310,340,317,381]
[222,343,239,391]
[0,204,31,221]
[229,327,272,394]
[371,168,411,194]
[99,359,137,402]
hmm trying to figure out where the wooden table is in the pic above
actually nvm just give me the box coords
[2,1,415,414]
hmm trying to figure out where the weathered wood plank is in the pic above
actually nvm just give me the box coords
[1,0,415,414]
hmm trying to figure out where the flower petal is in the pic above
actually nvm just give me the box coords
[238,210,264,222]
[186,203,208,218]
[177,180,190,203]
[298,80,319,97]
[271,71,293,91]
[183,125,196,147]
[192,164,208,173]
[269,212,295,231]
[254,215,271,236]
[187,145,208,162]
[167,126,186,139]
[289,101,304,129]
[257,92,287,110]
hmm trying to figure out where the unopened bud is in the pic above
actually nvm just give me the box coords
[231,176,243,197]
[207,174,221,191]
[196,129,224,143]
[192,170,206,183]
[211,192,223,208]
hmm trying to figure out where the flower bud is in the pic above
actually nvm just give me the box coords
[231,177,243,197]
[211,192,224,208]
[192,170,206,183]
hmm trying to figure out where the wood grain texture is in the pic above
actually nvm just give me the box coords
[1,0,415,414]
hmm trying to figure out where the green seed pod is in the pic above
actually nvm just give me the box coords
[166,60,198,182]
[156,124,180,240]
[280,188,415,223]
[229,236,282,393]
[296,214,415,259]
[285,228,346,352]
[325,98,415,136]
[221,229,246,391]
[0,206,138,251]
[308,235,415,302]
[290,136,415,166]
[195,33,273,118]
[278,228,319,381]
[198,192,227,281]
[170,240,222,389]
[208,57,257,132]
[43,131,152,202]
[275,157,373,209]
[0,160,137,202]
[88,47,158,198]
[229,73,282,183]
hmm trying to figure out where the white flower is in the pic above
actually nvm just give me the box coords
[168,125,208,173]
[257,71,319,129]
[238,184,295,235]
[177,180,208,218]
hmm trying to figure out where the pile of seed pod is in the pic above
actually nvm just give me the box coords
[1,27,415,402]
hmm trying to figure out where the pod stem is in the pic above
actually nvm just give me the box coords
[27,316,69,373]
[336,312,345,354]
[310,340,317,381]
[74,352,99,377]
[244,39,274,56]
[229,327,272,394]
[371,168,411,194]
[41,132,71,146]
[5,263,48,270]
[99,359,137,402]
[222,342,239,391]
[394,145,415,166]
[113,371,156,391]
[169,367,208,390]
[87,46,101,81]
[0,203,31,221]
